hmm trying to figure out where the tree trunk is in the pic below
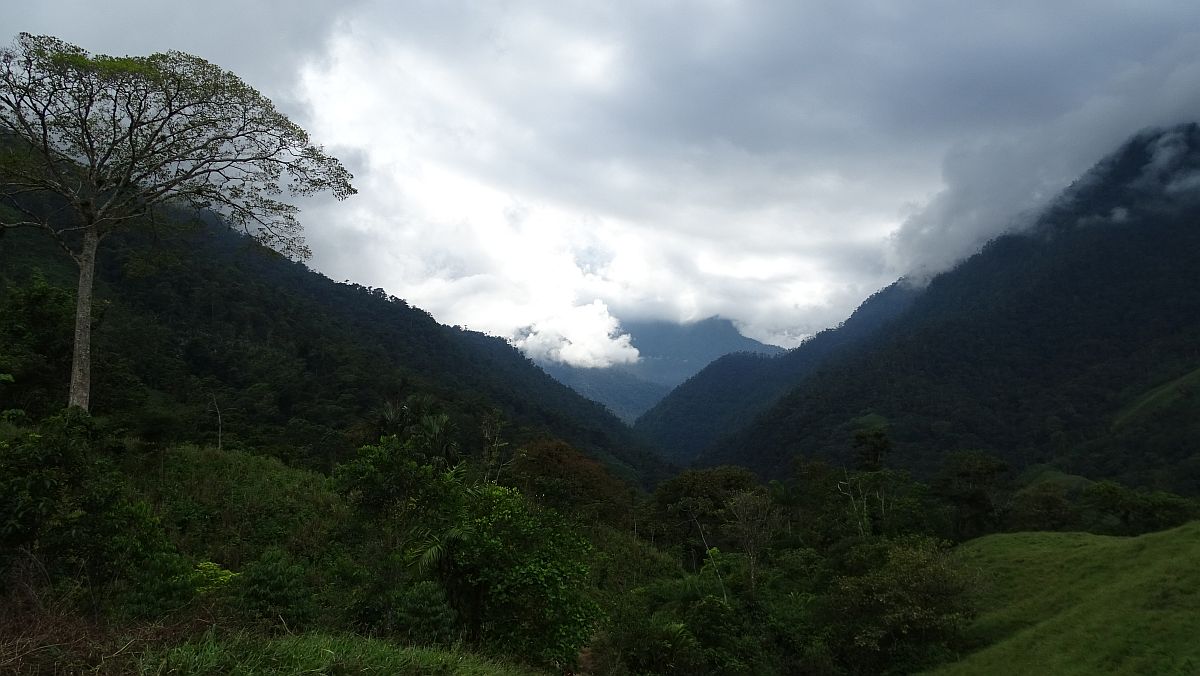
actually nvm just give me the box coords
[68,227,99,411]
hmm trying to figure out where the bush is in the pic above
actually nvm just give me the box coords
[388,581,458,646]
[824,537,975,674]
[227,548,316,631]
[590,602,707,676]
[447,484,599,668]
[0,411,178,610]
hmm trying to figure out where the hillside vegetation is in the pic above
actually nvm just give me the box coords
[4,51,1199,674]
[934,522,1200,675]
[698,124,1200,492]
[635,282,917,464]
[0,222,669,485]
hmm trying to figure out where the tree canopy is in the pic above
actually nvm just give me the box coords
[0,33,355,409]
[0,33,354,256]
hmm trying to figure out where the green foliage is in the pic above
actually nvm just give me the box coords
[0,271,73,412]
[386,581,459,647]
[0,411,175,595]
[129,444,345,568]
[435,483,598,667]
[227,548,317,631]
[933,451,1009,540]
[591,604,707,675]
[587,524,685,598]
[652,466,758,569]
[506,439,635,527]
[190,560,239,595]
[1006,481,1079,531]
[1077,480,1197,535]
[825,537,976,673]
[334,434,460,519]
[336,433,599,668]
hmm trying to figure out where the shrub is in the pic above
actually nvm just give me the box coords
[0,411,177,609]
[824,537,975,673]
[227,548,316,631]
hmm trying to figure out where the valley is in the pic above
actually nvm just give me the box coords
[3,23,1200,676]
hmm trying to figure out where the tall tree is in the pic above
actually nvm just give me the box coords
[0,33,354,410]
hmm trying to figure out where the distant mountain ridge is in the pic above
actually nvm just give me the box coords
[633,283,919,463]
[696,123,1200,492]
[538,316,783,422]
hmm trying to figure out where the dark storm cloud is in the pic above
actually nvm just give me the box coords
[1,0,358,93]
[5,2,1200,361]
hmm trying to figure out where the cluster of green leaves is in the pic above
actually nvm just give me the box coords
[333,433,600,668]
[0,271,74,416]
[0,411,186,613]
[582,462,976,675]
[0,409,609,671]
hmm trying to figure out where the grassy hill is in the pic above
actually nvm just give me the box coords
[1112,364,1200,430]
[933,522,1200,675]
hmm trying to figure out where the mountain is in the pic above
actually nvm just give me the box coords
[539,316,784,422]
[0,220,671,485]
[537,362,673,424]
[633,282,918,463]
[701,124,1200,492]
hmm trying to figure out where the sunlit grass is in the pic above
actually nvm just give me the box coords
[929,522,1200,674]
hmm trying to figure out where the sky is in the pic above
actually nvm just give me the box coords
[6,2,1200,366]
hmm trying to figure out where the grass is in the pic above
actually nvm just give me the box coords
[928,522,1200,675]
[138,631,543,675]
[1112,365,1200,429]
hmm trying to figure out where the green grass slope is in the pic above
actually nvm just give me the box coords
[1113,364,1200,430]
[139,632,542,675]
[932,522,1200,675]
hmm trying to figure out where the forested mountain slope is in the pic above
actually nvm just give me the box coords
[538,361,673,424]
[541,316,783,422]
[0,221,670,484]
[702,124,1200,491]
[634,282,918,464]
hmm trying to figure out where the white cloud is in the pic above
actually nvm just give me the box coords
[889,27,1200,278]
[513,300,638,368]
[6,2,1200,364]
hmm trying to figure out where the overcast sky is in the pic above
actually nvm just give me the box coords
[7,2,1200,366]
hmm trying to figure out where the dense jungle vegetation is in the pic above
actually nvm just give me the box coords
[3,219,1199,672]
